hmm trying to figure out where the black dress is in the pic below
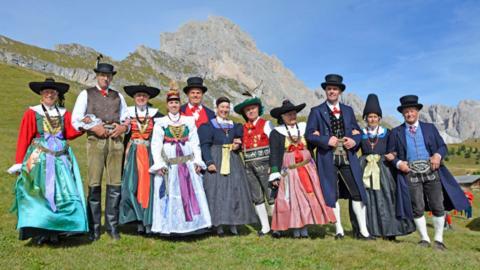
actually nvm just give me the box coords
[355,126,415,237]
[198,118,258,227]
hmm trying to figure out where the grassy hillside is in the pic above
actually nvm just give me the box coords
[0,63,479,269]
[444,139,480,175]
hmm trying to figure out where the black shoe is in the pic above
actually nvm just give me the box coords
[87,186,102,241]
[105,185,121,241]
[418,240,431,248]
[257,231,267,237]
[137,224,146,235]
[271,231,281,239]
[89,228,101,241]
[49,235,59,244]
[33,235,48,245]
[433,241,447,251]
[335,233,345,240]
[107,230,121,241]
[358,234,376,241]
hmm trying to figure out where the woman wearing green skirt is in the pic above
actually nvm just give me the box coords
[7,78,88,245]
[119,84,162,234]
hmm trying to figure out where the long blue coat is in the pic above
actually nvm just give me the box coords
[387,121,470,219]
[306,102,367,207]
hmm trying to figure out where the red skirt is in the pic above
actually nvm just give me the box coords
[271,149,336,231]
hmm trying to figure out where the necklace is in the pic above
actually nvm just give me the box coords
[367,125,380,150]
[135,106,150,134]
[217,117,231,136]
[168,113,181,124]
[41,104,61,134]
[285,123,300,144]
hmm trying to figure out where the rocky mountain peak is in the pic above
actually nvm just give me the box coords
[160,16,318,110]
[420,100,480,143]
[54,43,99,57]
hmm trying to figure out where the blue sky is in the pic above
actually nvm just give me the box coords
[1,0,479,117]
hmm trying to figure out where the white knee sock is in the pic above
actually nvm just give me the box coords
[216,226,224,235]
[352,201,370,237]
[255,203,271,234]
[432,215,445,243]
[414,216,431,242]
[293,228,301,237]
[333,202,344,235]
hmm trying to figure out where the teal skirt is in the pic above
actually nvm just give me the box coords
[12,139,88,240]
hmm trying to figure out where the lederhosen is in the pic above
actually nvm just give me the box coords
[405,129,444,218]
[85,87,123,187]
[329,108,362,201]
[242,118,274,205]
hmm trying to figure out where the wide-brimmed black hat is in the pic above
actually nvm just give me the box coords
[397,95,423,113]
[321,74,346,91]
[124,84,160,98]
[94,63,117,75]
[270,100,306,119]
[29,77,69,95]
[363,94,382,118]
[183,77,208,94]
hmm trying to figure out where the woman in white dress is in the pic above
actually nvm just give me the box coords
[149,82,211,235]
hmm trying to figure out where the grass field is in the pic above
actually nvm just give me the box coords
[0,63,479,269]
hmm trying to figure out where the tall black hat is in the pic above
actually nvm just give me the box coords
[397,95,423,113]
[29,77,69,95]
[321,74,346,91]
[183,77,208,94]
[363,94,382,118]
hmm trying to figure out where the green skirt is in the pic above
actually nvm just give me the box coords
[13,140,88,240]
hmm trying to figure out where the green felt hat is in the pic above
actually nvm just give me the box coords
[234,97,264,117]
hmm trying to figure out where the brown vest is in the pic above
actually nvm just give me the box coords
[86,87,121,123]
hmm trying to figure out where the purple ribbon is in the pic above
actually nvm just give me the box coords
[172,140,200,222]
[44,132,69,212]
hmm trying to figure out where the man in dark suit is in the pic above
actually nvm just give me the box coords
[388,95,469,250]
[180,77,215,128]
[306,74,372,240]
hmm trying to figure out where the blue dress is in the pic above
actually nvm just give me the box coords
[351,126,415,237]
[198,118,258,226]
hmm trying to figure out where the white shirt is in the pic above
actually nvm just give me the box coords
[188,103,203,121]
[363,125,386,136]
[127,106,159,119]
[30,104,66,117]
[405,120,419,132]
[327,101,341,119]
[216,116,233,125]
[167,112,181,122]
[274,122,306,137]
[250,117,274,137]
[71,85,129,131]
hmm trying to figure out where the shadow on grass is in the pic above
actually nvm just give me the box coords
[466,217,480,231]
[24,233,93,248]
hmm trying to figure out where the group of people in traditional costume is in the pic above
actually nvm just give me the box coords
[8,58,470,251]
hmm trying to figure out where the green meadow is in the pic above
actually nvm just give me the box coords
[0,63,479,269]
